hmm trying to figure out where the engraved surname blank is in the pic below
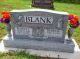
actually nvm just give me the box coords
[25,16,53,24]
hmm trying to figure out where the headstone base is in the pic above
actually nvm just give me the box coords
[3,35,75,53]
[0,35,80,59]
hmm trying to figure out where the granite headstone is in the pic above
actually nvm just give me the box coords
[32,0,54,9]
[3,9,75,53]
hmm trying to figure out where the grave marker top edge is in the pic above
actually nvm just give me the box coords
[10,9,69,15]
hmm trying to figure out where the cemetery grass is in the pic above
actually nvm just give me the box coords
[0,51,56,59]
[0,0,80,58]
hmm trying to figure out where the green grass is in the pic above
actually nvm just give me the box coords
[0,51,55,59]
[0,0,32,12]
[0,0,80,58]
[0,51,38,59]
[54,2,80,16]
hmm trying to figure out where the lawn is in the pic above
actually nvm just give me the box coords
[0,0,80,59]
[0,51,37,59]
[0,51,57,59]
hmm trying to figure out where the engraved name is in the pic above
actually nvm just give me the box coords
[18,16,53,24]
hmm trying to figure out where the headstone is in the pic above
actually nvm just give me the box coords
[3,9,75,53]
[32,0,54,9]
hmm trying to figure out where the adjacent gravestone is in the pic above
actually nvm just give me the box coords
[3,9,75,53]
[32,0,54,9]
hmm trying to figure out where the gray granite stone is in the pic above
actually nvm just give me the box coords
[10,9,68,42]
[3,36,75,53]
[3,9,75,53]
